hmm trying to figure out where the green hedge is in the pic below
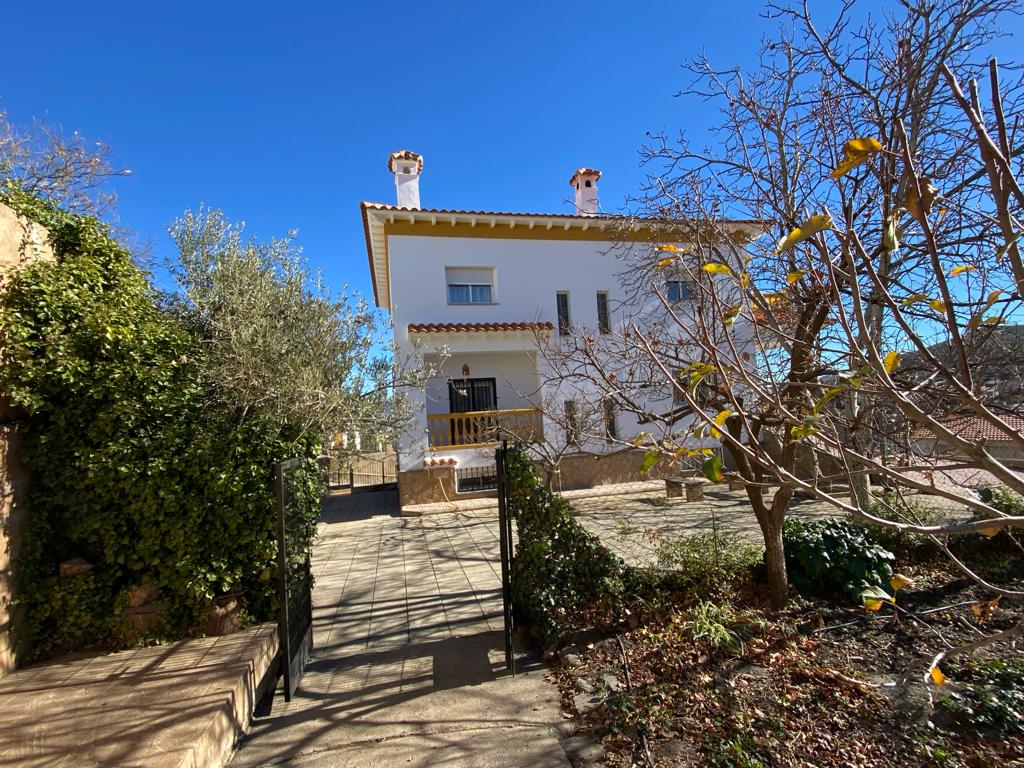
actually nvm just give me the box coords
[505,445,624,646]
[0,188,320,658]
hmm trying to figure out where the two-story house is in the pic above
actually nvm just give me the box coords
[361,150,758,508]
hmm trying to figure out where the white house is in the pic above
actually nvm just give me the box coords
[361,150,759,507]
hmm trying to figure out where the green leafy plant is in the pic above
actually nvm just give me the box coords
[937,659,1024,739]
[653,532,761,600]
[0,187,322,657]
[505,444,624,646]
[682,600,754,654]
[783,518,895,603]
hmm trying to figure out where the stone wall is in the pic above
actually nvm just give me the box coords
[397,467,497,508]
[0,202,54,675]
[397,448,690,508]
[553,449,683,491]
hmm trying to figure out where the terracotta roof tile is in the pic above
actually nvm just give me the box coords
[569,167,602,186]
[913,414,1024,442]
[387,150,423,173]
[407,322,554,334]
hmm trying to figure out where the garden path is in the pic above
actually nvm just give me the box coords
[230,489,569,768]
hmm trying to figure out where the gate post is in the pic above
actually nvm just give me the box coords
[495,441,514,673]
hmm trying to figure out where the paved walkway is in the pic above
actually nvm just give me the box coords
[231,490,569,768]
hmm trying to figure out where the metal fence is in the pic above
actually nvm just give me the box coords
[495,442,514,673]
[455,463,499,493]
[275,458,315,701]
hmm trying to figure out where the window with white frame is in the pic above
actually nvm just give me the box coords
[445,267,495,304]
[665,278,698,302]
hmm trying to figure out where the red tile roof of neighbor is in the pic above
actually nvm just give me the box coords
[407,322,554,334]
[914,414,1024,441]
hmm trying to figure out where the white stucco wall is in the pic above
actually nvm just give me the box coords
[386,231,754,471]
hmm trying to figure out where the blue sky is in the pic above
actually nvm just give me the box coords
[4,1,1022,306]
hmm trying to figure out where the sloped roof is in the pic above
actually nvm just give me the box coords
[913,413,1024,442]
[408,321,554,334]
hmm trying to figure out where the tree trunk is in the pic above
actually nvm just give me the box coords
[759,513,788,610]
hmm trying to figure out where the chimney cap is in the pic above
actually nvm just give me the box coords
[569,167,601,186]
[388,150,424,174]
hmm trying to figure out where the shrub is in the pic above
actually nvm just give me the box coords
[783,518,895,602]
[505,444,624,646]
[937,659,1024,739]
[979,486,1024,517]
[652,532,762,600]
[0,188,321,657]
[862,492,945,560]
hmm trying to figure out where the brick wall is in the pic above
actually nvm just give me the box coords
[0,202,54,675]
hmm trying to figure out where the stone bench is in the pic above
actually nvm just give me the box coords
[665,477,706,502]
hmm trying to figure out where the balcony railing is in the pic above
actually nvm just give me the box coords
[427,408,543,450]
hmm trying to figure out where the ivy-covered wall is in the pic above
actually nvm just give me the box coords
[0,201,55,675]
[0,189,320,661]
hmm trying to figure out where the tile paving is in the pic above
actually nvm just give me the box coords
[231,490,569,768]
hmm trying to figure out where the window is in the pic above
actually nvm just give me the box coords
[557,292,571,335]
[446,267,495,304]
[565,400,579,445]
[603,398,618,441]
[666,279,697,302]
[596,292,610,334]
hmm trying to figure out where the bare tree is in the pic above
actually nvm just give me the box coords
[546,0,1024,609]
[0,111,130,216]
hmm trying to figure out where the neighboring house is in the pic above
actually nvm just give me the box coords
[911,414,1024,468]
[361,151,759,507]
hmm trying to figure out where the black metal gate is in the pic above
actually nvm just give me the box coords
[495,441,515,673]
[350,453,398,492]
[275,458,314,701]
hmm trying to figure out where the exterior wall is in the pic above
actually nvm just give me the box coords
[385,229,752,503]
[424,351,539,416]
[0,202,54,675]
[552,449,690,491]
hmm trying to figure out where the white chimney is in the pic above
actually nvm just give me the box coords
[388,150,423,209]
[569,167,601,215]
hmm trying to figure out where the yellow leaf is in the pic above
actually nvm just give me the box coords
[929,299,946,313]
[656,244,682,252]
[714,409,734,427]
[979,525,1001,538]
[703,263,732,275]
[775,214,834,253]
[901,293,930,307]
[629,432,649,447]
[864,598,884,612]
[949,265,975,277]
[738,272,750,288]
[787,269,807,285]
[655,257,675,271]
[981,316,1004,326]
[882,351,901,375]
[722,305,741,327]
[905,179,939,223]
[890,573,913,592]
[830,137,883,179]
[883,212,900,252]
[930,666,947,686]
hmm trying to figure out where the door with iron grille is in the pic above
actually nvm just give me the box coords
[448,378,497,445]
